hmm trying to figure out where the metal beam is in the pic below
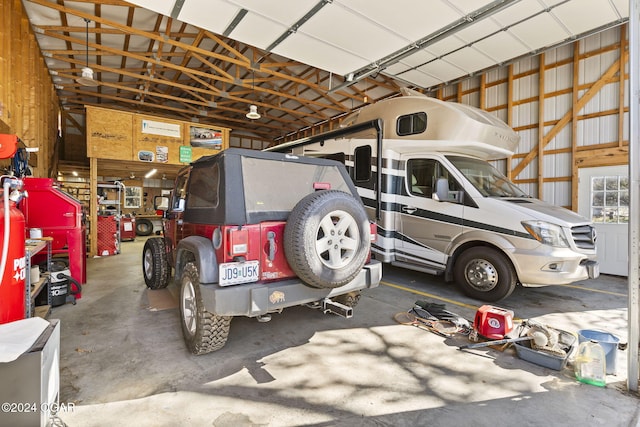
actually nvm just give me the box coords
[265,0,332,52]
[627,0,639,393]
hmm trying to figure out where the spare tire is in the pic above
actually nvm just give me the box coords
[136,218,154,236]
[284,190,370,289]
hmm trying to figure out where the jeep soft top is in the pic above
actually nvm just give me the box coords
[142,148,382,354]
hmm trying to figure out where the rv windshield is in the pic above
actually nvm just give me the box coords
[446,155,529,198]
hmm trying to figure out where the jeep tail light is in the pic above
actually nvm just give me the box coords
[227,227,249,256]
[369,222,377,242]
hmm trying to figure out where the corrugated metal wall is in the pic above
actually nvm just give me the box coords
[439,24,628,211]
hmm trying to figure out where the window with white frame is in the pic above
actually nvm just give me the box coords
[590,176,629,224]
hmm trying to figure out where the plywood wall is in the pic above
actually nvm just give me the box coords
[86,106,230,165]
[0,0,59,177]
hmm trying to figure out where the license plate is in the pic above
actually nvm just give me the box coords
[219,260,260,286]
[586,260,599,279]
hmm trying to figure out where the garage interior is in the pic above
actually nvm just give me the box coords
[1,0,640,426]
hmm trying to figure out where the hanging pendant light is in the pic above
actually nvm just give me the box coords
[76,18,98,87]
[246,70,260,119]
[246,105,260,119]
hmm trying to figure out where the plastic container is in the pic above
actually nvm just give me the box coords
[574,340,606,387]
[514,329,576,371]
[577,329,619,375]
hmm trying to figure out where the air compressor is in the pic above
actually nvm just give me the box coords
[0,177,27,324]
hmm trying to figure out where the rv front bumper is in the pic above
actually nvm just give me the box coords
[513,248,599,287]
[199,260,382,317]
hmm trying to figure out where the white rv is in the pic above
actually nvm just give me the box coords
[268,90,598,301]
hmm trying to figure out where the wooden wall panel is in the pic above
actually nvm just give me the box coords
[0,0,58,177]
[86,106,231,165]
[86,106,133,161]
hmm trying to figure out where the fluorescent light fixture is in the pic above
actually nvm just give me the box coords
[145,168,157,179]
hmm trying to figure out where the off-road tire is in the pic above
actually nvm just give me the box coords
[180,263,231,355]
[142,237,170,289]
[136,218,154,236]
[284,190,370,289]
[453,247,516,302]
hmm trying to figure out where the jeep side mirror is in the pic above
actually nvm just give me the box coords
[154,196,169,211]
[433,178,449,202]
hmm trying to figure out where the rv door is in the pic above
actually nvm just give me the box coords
[397,157,465,272]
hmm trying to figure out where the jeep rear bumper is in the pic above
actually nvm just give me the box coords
[199,260,382,317]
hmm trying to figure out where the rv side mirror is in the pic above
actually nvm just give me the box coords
[433,178,449,202]
[154,196,169,211]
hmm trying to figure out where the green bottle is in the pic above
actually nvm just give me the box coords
[574,340,606,387]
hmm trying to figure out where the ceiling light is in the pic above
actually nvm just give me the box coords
[72,171,78,177]
[76,19,98,87]
[144,168,157,179]
[246,70,261,120]
[246,105,261,120]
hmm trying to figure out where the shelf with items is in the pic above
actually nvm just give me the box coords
[25,237,52,319]
[97,182,124,256]
[98,182,123,216]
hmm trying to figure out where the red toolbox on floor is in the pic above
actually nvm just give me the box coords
[120,216,135,241]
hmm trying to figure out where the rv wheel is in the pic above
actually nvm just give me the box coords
[453,247,516,302]
[180,263,231,355]
[284,190,370,289]
[142,237,170,289]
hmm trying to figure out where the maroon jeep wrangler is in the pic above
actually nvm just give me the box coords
[142,148,382,355]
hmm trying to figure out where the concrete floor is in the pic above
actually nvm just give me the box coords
[51,237,639,426]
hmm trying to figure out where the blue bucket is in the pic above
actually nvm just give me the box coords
[577,329,620,375]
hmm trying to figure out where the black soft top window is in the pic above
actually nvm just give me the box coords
[186,162,220,208]
[397,112,427,136]
[242,156,350,220]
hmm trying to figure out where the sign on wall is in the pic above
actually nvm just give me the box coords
[190,126,223,150]
[141,119,181,138]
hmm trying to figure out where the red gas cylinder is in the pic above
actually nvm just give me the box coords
[473,305,514,340]
[0,200,26,324]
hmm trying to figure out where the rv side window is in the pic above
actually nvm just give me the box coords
[354,145,371,182]
[397,112,427,136]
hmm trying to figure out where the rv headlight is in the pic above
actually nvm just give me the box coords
[521,221,569,248]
